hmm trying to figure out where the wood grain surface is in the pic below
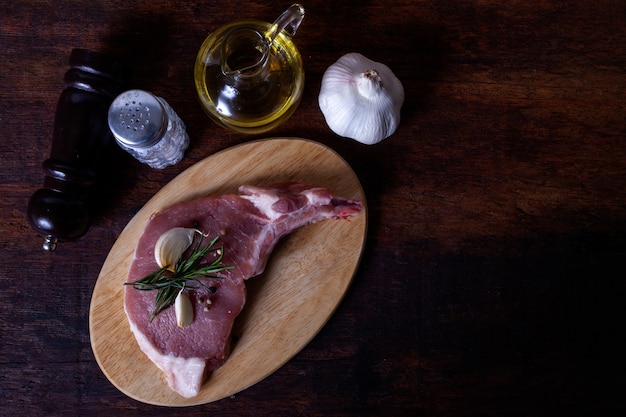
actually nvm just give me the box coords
[89,138,367,406]
[2,1,626,416]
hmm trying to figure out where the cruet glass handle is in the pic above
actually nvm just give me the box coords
[221,3,305,78]
[265,3,305,43]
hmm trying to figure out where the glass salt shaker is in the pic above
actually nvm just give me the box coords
[108,89,189,169]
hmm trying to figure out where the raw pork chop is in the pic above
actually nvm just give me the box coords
[124,182,362,397]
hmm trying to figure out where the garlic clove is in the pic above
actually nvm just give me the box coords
[318,52,404,145]
[174,289,194,328]
[154,227,199,271]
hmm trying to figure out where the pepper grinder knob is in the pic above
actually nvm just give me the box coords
[27,49,131,251]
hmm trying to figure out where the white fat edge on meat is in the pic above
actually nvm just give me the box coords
[247,224,276,277]
[127,318,206,398]
[302,188,332,206]
[241,187,331,220]
[240,190,281,220]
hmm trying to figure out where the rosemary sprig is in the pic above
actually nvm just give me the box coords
[125,234,233,321]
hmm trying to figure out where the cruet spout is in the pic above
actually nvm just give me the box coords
[220,4,305,78]
[266,4,305,42]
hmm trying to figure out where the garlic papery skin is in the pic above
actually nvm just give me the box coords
[175,289,194,328]
[154,227,200,271]
[318,53,404,145]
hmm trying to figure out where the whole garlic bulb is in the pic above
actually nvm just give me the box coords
[318,52,404,145]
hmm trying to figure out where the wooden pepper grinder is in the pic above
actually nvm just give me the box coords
[27,48,131,251]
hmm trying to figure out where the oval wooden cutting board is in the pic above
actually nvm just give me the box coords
[89,138,367,406]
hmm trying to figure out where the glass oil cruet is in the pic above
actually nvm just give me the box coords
[194,4,305,134]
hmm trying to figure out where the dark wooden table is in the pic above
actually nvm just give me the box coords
[2,1,625,415]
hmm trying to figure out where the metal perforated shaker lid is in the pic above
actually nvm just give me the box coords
[108,89,166,148]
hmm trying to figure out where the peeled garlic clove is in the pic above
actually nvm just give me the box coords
[175,289,194,328]
[318,52,404,145]
[154,227,198,271]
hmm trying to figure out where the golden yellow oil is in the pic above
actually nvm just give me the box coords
[194,20,304,134]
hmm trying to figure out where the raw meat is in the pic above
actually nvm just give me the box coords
[124,182,362,397]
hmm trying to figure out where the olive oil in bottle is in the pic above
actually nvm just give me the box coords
[194,5,305,134]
